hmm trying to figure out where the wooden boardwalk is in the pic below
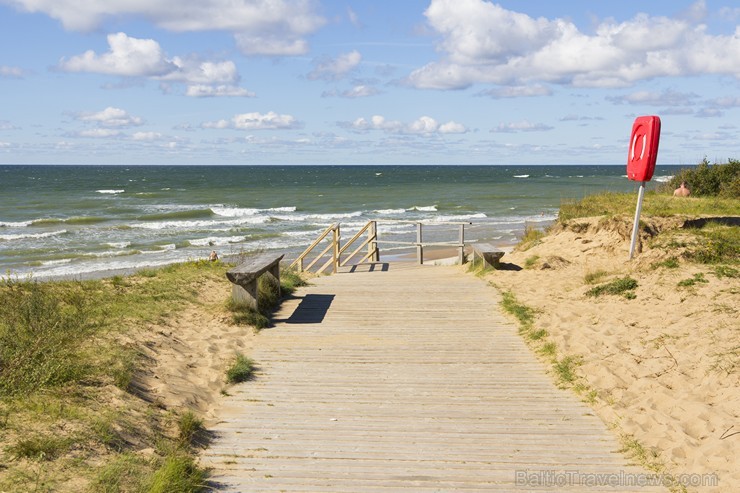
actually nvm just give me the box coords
[202,263,666,492]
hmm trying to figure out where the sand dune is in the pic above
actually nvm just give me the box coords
[489,216,738,492]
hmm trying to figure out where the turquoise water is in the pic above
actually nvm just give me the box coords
[0,165,680,278]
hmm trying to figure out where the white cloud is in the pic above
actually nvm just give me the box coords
[347,7,361,28]
[323,85,380,98]
[707,96,740,108]
[0,120,19,130]
[60,33,174,77]
[344,115,467,135]
[480,84,552,98]
[0,141,11,148]
[77,107,143,127]
[77,128,122,138]
[202,112,302,130]
[607,89,699,106]
[0,65,24,78]
[59,32,253,97]
[407,0,740,89]
[308,51,362,81]
[491,120,553,133]
[186,85,255,98]
[131,132,164,141]
[4,0,325,56]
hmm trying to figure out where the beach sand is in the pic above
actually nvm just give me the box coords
[486,216,738,492]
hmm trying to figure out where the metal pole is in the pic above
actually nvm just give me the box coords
[628,181,646,260]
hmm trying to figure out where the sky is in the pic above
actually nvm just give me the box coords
[0,0,739,166]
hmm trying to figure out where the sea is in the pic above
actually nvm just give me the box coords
[0,165,683,280]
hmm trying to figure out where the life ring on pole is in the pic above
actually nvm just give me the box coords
[627,116,661,182]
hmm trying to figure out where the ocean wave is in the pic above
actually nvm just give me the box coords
[97,189,124,194]
[513,175,530,178]
[131,216,271,230]
[430,213,488,222]
[0,230,68,241]
[212,206,297,217]
[30,216,109,226]
[374,208,406,215]
[104,241,131,249]
[654,175,674,183]
[39,259,73,267]
[408,205,437,212]
[189,236,247,247]
[0,220,33,227]
[272,211,363,222]
[137,209,214,221]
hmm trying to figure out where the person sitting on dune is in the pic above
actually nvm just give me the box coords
[673,181,691,197]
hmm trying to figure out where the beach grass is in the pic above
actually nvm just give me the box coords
[0,260,233,492]
[559,192,739,223]
[225,353,256,384]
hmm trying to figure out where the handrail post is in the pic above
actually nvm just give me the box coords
[459,224,465,264]
[299,257,304,272]
[416,222,423,265]
[333,224,340,273]
[369,220,379,262]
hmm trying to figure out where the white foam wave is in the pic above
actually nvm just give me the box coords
[132,216,270,230]
[104,241,131,249]
[0,230,67,241]
[212,206,296,217]
[273,211,363,222]
[97,189,124,194]
[0,220,33,227]
[654,175,674,183]
[40,259,72,266]
[189,236,247,247]
[408,205,437,212]
[513,174,529,178]
[374,208,406,215]
[430,213,488,222]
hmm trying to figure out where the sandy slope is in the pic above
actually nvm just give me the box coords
[488,216,738,492]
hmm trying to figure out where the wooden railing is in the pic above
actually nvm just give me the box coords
[290,219,471,274]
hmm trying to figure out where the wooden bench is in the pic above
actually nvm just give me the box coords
[226,253,284,310]
[471,243,504,269]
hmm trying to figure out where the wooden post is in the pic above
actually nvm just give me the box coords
[333,225,340,273]
[416,222,424,265]
[459,224,465,264]
[369,220,379,262]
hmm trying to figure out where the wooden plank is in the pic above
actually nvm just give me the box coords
[202,264,667,493]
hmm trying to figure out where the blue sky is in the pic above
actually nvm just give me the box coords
[0,0,738,165]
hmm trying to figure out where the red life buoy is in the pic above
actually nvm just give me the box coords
[627,116,661,182]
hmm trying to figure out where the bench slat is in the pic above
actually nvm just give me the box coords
[227,253,284,285]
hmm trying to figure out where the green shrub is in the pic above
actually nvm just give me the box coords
[585,277,638,298]
[663,158,740,198]
[677,273,709,288]
[6,435,71,461]
[652,257,680,269]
